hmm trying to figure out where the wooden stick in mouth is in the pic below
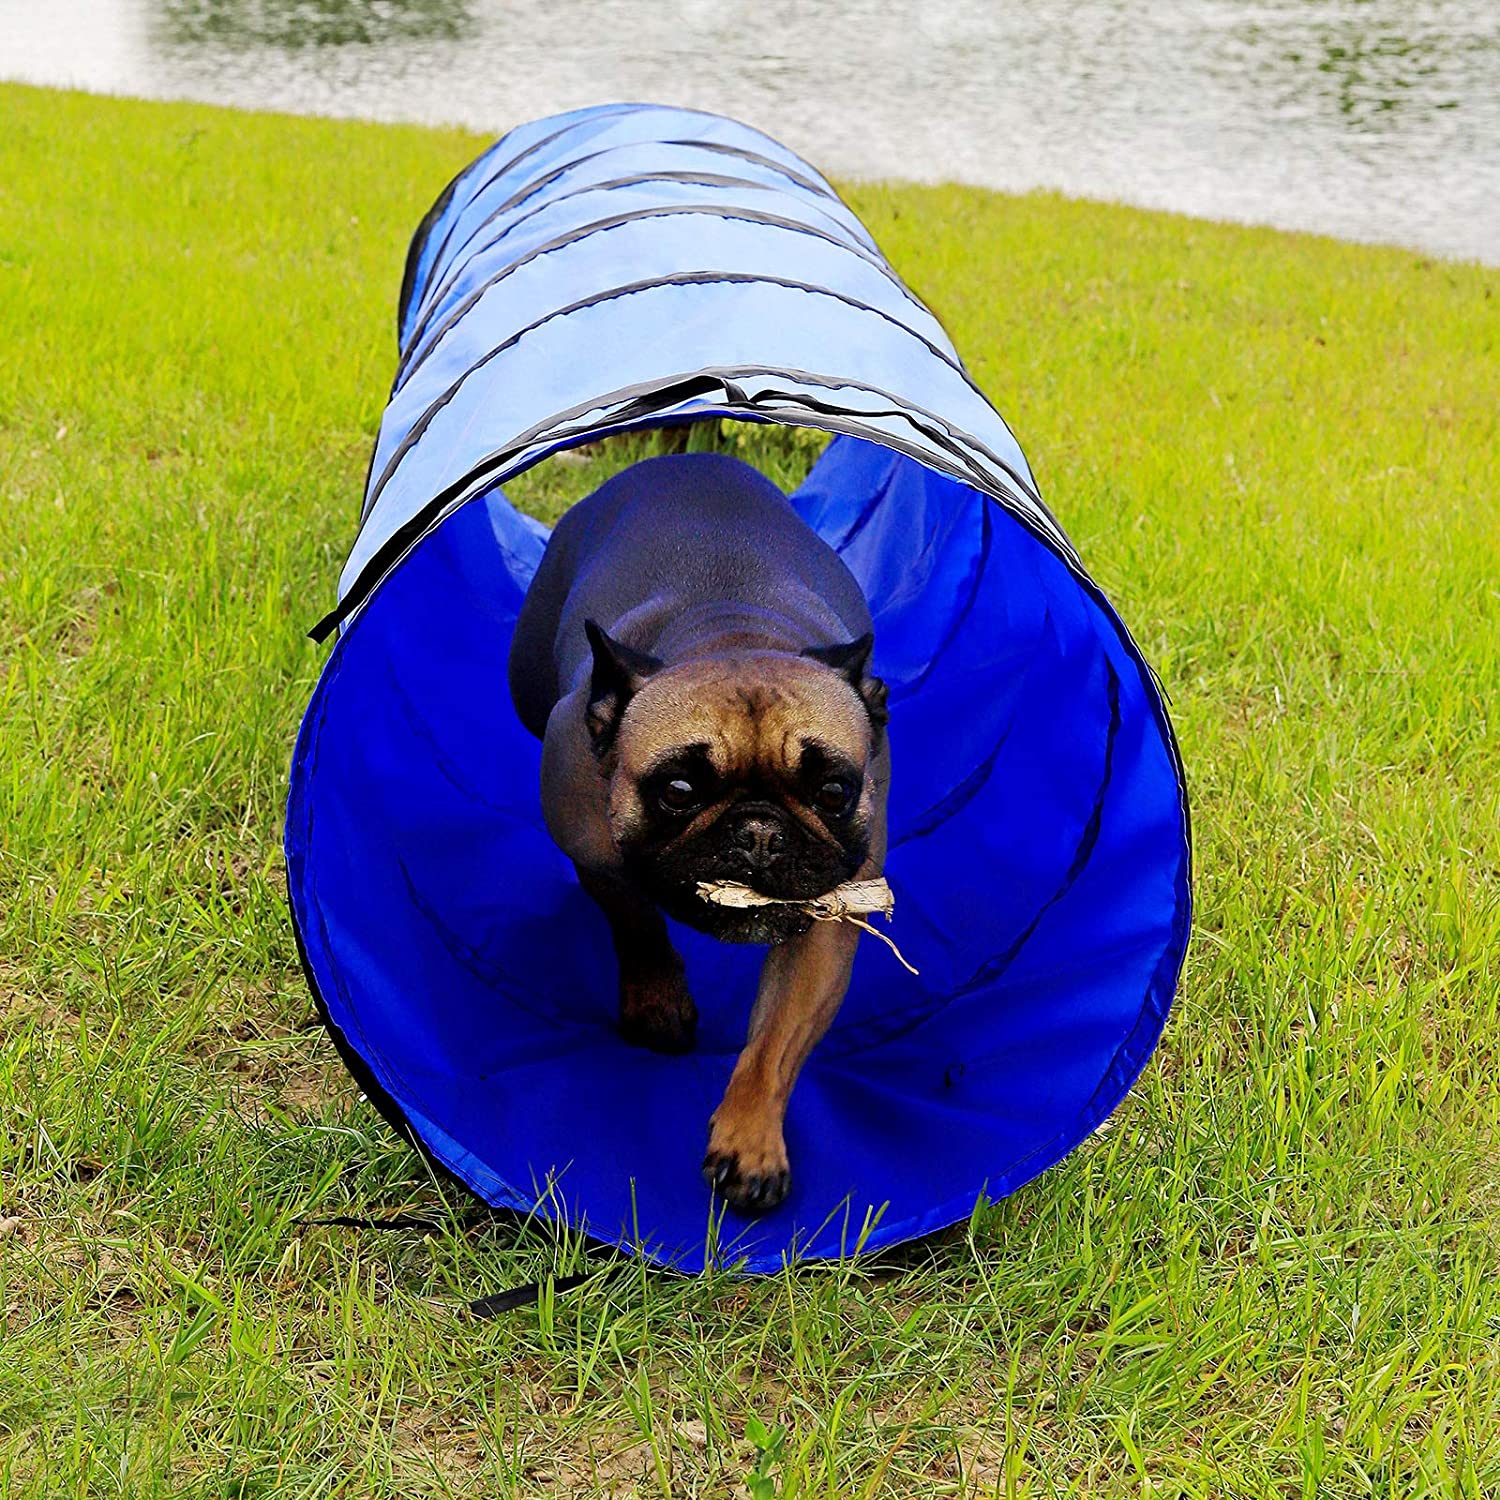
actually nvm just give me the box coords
[695,877,920,975]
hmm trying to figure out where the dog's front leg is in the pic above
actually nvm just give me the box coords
[576,866,698,1054]
[703,917,859,1213]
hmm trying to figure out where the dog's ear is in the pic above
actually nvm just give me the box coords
[584,619,661,753]
[803,632,888,731]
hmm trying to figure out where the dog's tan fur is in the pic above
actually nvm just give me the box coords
[610,656,878,844]
[540,650,889,1211]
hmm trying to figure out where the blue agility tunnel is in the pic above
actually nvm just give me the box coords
[286,104,1191,1273]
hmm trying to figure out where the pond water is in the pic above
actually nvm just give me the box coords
[4,0,1497,263]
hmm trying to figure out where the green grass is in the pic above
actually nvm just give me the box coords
[1,82,1497,1498]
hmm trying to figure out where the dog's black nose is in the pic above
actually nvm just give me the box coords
[732,814,787,865]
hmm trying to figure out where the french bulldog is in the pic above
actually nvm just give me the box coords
[509,451,889,1213]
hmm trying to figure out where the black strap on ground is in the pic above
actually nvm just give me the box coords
[468,1261,626,1319]
[295,1211,463,1235]
[294,1209,624,1317]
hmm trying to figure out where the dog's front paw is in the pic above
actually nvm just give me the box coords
[702,1111,790,1214]
[618,967,698,1054]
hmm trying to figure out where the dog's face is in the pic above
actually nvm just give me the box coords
[584,623,888,944]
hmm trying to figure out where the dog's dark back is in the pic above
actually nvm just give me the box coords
[509,453,873,738]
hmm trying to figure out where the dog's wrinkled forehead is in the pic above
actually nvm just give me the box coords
[614,656,871,776]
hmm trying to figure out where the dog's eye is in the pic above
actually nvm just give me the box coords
[814,778,855,817]
[658,777,701,813]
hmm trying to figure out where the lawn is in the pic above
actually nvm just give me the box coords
[0,83,1496,1498]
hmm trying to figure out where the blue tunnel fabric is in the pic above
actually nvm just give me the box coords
[286,105,1191,1273]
